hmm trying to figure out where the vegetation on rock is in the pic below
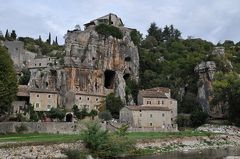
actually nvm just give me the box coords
[95,23,123,39]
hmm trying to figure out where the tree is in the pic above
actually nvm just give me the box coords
[106,93,124,119]
[19,69,31,85]
[0,46,18,114]
[98,110,112,121]
[212,72,240,126]
[55,36,58,45]
[47,32,51,45]
[190,110,208,127]
[89,109,98,120]
[82,121,135,158]
[5,29,10,40]
[47,107,66,121]
[10,30,17,40]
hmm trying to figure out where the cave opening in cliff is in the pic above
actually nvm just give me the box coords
[123,73,130,80]
[104,70,116,89]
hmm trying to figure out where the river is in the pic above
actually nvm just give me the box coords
[128,147,240,159]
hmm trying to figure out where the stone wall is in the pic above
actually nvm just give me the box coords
[0,122,85,134]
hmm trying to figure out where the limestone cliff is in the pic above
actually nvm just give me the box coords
[195,47,230,118]
[28,21,139,108]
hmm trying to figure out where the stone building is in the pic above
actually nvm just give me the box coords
[12,85,30,114]
[84,13,124,28]
[120,87,178,131]
[75,92,105,111]
[4,41,36,70]
[4,41,25,69]
[28,55,56,69]
[30,89,58,111]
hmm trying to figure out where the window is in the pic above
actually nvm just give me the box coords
[147,101,151,104]
[35,64,36,66]
[158,101,160,104]
[87,97,90,101]
[79,97,82,100]
[96,98,98,101]
[162,101,164,105]
[150,123,152,126]
[47,105,51,109]
[35,103,39,108]
[139,110,142,112]
[36,94,39,98]
[150,114,152,118]
[39,63,41,66]
[162,113,165,117]
[171,118,173,121]
[48,94,51,98]
[49,58,51,60]
[140,113,142,117]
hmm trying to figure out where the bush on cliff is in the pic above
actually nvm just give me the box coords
[95,24,123,39]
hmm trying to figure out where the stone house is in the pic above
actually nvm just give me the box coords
[120,87,178,131]
[84,13,124,28]
[28,55,56,69]
[30,89,58,111]
[75,92,105,112]
[12,85,30,114]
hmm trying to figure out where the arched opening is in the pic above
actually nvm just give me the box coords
[66,113,73,122]
[104,70,115,89]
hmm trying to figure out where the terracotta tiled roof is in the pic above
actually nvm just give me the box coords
[126,106,171,111]
[139,87,171,98]
[17,85,29,97]
[139,90,167,98]
[145,87,170,93]
[30,89,58,94]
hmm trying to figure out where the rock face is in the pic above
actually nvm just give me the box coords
[28,17,139,108]
[195,61,216,114]
[63,26,139,104]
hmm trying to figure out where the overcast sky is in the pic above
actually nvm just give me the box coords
[0,0,239,44]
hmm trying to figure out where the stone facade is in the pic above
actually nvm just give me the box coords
[84,13,123,28]
[13,85,30,114]
[30,89,58,111]
[4,41,36,70]
[120,87,178,131]
[75,92,105,112]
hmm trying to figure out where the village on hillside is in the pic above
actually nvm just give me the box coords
[0,13,178,132]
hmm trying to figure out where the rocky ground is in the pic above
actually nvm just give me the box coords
[0,141,83,159]
[137,124,240,154]
[1,124,240,159]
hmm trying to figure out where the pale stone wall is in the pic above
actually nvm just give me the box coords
[30,91,58,111]
[28,57,55,69]
[131,110,172,128]
[4,41,25,68]
[75,93,105,112]
[0,122,84,134]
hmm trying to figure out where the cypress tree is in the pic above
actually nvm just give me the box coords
[5,29,9,39]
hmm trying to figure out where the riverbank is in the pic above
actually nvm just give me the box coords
[0,125,239,158]
[136,124,240,155]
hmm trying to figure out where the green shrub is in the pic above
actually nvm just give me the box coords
[64,149,86,159]
[95,24,123,39]
[130,29,142,46]
[15,123,28,133]
[190,110,208,127]
[98,110,112,121]
[82,121,136,158]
